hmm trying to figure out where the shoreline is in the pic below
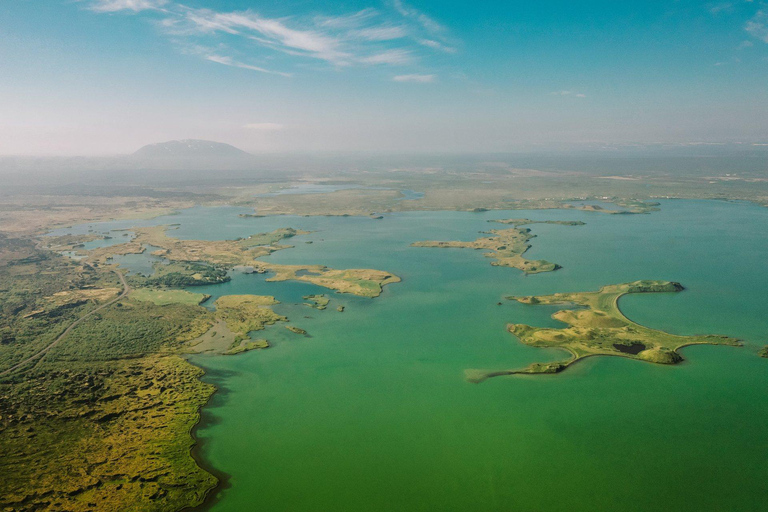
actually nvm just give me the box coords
[181,359,235,512]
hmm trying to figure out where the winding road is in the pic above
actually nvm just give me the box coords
[0,269,130,377]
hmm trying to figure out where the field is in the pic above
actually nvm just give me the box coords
[130,288,210,306]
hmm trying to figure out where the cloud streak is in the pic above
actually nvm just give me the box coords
[85,0,458,76]
[205,54,292,77]
[89,0,167,12]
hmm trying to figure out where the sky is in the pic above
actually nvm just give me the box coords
[1,0,768,155]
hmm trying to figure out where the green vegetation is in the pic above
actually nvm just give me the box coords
[466,281,741,382]
[131,288,210,306]
[238,227,309,248]
[84,226,401,298]
[412,221,582,274]
[263,264,400,298]
[214,295,286,336]
[491,218,586,227]
[0,235,223,511]
[285,325,308,336]
[46,300,213,362]
[303,294,330,309]
[0,355,216,512]
[87,225,304,268]
[0,240,123,371]
[135,261,230,288]
[760,346,768,358]
[574,199,661,214]
[223,339,270,355]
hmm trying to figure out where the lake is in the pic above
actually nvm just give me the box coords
[60,200,768,511]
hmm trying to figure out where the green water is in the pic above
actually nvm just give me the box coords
[63,201,768,511]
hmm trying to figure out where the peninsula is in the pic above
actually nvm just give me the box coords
[466,281,741,382]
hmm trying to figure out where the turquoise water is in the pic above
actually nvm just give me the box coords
[58,201,768,511]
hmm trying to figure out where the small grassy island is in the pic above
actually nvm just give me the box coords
[412,218,583,274]
[466,280,741,383]
[304,294,330,309]
[760,346,768,358]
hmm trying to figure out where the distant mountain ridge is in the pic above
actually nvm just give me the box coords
[133,139,251,159]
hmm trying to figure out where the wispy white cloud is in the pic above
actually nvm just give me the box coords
[746,9,768,43]
[89,0,167,12]
[392,0,446,35]
[244,123,284,130]
[314,9,378,29]
[350,26,408,41]
[182,10,351,65]
[84,1,458,76]
[417,38,456,53]
[361,49,413,65]
[205,54,292,77]
[393,73,435,83]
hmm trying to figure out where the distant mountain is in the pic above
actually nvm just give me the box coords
[133,139,251,159]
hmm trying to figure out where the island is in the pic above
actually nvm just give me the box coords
[412,218,583,274]
[465,281,741,383]
[304,294,330,310]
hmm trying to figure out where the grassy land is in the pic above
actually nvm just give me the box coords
[87,225,296,267]
[131,288,210,306]
[465,281,741,382]
[303,294,330,309]
[0,235,222,511]
[412,219,583,274]
[223,339,270,355]
[0,356,216,512]
[214,295,286,336]
[83,226,401,298]
[263,264,400,297]
[133,261,231,288]
[491,218,586,227]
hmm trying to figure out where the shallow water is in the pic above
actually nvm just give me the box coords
[59,200,768,511]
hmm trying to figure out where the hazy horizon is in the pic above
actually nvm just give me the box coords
[2,0,768,156]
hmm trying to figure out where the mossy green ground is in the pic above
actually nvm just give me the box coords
[131,288,210,306]
[0,237,220,511]
[304,294,330,309]
[412,218,583,274]
[466,280,741,382]
[85,226,400,298]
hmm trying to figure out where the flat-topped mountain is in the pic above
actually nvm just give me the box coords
[133,139,250,159]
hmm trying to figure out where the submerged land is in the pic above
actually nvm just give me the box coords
[1,152,766,511]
